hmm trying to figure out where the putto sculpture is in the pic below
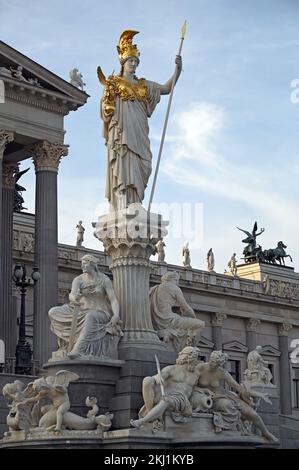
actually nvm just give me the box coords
[149,272,205,351]
[49,254,123,361]
[97,30,182,211]
[1,371,113,441]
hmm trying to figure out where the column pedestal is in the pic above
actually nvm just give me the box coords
[93,203,175,427]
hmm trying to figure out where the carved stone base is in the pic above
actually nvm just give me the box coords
[43,359,124,417]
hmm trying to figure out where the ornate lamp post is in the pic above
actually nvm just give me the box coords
[13,264,40,374]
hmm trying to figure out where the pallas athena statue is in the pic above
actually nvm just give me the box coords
[98,30,182,211]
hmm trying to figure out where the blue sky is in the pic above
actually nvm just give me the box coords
[1,0,299,272]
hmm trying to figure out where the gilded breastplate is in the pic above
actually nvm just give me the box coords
[103,75,148,114]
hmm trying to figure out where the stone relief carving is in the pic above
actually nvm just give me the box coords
[130,348,278,443]
[1,371,113,442]
[149,272,205,352]
[49,254,123,361]
[262,275,299,300]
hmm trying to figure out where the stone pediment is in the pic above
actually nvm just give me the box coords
[261,345,281,357]
[0,40,89,114]
[223,340,248,353]
[197,336,214,349]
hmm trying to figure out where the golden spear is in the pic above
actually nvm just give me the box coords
[148,21,187,212]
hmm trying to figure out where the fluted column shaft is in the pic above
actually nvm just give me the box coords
[278,323,293,415]
[0,130,14,359]
[246,318,261,352]
[1,163,17,357]
[29,141,68,366]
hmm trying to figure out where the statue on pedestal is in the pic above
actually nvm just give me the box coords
[182,243,191,268]
[244,346,273,385]
[149,272,205,351]
[155,239,166,263]
[207,248,215,272]
[228,253,237,276]
[76,220,85,247]
[69,68,86,90]
[98,30,182,211]
[49,254,123,361]
[237,221,265,263]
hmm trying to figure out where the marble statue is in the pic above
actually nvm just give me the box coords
[98,30,182,211]
[69,68,86,90]
[2,371,113,439]
[228,253,237,276]
[182,243,191,268]
[76,220,85,247]
[149,272,205,351]
[130,347,202,429]
[2,380,39,436]
[244,346,273,385]
[155,239,166,263]
[196,351,278,442]
[207,248,215,272]
[49,254,123,361]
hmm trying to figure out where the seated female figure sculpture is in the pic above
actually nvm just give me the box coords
[49,255,123,361]
[149,272,205,351]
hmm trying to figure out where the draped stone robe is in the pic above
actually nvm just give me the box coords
[102,80,161,210]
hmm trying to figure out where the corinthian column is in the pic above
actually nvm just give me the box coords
[0,130,14,357]
[94,205,168,349]
[1,162,18,358]
[246,318,261,351]
[278,322,293,415]
[211,312,227,350]
[29,141,68,367]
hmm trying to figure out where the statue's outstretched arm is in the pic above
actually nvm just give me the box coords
[159,55,182,95]
[175,287,195,317]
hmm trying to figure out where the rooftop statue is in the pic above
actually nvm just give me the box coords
[69,68,86,90]
[207,248,215,272]
[98,30,182,211]
[237,221,265,263]
[76,220,85,247]
[228,253,237,276]
[149,272,205,352]
[182,242,191,268]
[49,254,123,361]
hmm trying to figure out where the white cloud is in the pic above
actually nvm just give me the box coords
[161,101,299,271]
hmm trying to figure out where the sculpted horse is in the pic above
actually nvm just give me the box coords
[263,241,293,266]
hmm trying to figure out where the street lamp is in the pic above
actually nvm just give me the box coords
[13,264,40,375]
